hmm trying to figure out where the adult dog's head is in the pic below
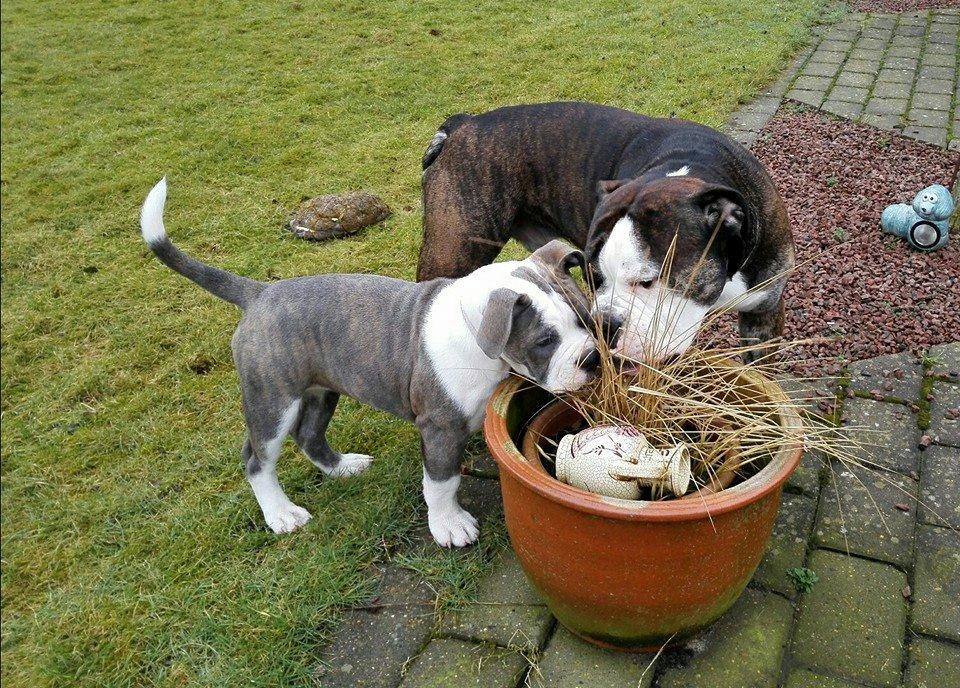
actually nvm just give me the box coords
[585,175,755,359]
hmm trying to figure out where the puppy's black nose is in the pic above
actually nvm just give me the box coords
[600,314,623,347]
[578,347,601,372]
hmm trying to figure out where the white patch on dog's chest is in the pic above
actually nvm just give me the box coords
[715,272,771,312]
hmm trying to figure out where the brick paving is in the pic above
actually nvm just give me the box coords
[726,8,960,150]
[313,8,960,687]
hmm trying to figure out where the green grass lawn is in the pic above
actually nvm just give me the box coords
[2,0,828,684]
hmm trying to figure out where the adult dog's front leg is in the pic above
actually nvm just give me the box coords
[418,421,477,547]
[739,297,785,364]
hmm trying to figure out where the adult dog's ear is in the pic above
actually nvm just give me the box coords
[696,185,755,277]
[476,289,532,359]
[531,239,585,275]
[585,179,641,262]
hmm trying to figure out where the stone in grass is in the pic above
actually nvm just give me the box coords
[784,668,861,688]
[929,382,960,447]
[658,589,792,688]
[441,550,552,653]
[535,626,655,688]
[847,352,922,400]
[315,602,435,688]
[912,525,960,643]
[841,397,918,474]
[399,638,527,688]
[792,550,907,688]
[919,444,960,529]
[814,464,916,567]
[289,192,391,240]
[752,493,816,596]
[907,637,960,688]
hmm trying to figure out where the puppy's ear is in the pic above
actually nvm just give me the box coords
[531,239,585,275]
[476,289,532,359]
[585,179,641,262]
[696,185,754,277]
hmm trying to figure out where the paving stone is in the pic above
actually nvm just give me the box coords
[912,525,960,643]
[786,89,825,107]
[885,56,919,70]
[363,565,437,606]
[815,463,917,566]
[907,637,960,688]
[868,16,897,31]
[862,27,893,41]
[399,638,527,688]
[811,50,848,65]
[920,444,960,529]
[915,78,954,95]
[928,341,960,378]
[784,669,861,688]
[729,109,774,131]
[793,550,907,688]
[887,45,922,58]
[926,42,958,55]
[902,126,947,147]
[788,450,825,497]
[825,29,860,42]
[535,626,654,688]
[876,67,915,83]
[929,382,960,446]
[918,65,955,81]
[848,352,923,400]
[753,493,816,595]
[834,71,874,88]
[862,113,903,130]
[803,62,842,78]
[843,397,918,473]
[845,59,883,74]
[911,91,953,110]
[317,604,436,688]
[830,85,871,103]
[855,37,887,51]
[729,128,759,147]
[793,75,834,92]
[822,100,865,119]
[659,590,793,688]
[818,40,854,53]
[922,52,957,67]
[865,97,909,115]
[873,81,913,99]
[441,550,552,652]
[895,25,926,38]
[848,49,885,62]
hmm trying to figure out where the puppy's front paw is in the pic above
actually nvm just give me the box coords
[428,507,479,548]
[265,503,312,534]
[326,453,373,478]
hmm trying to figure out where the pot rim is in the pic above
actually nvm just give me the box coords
[483,367,804,522]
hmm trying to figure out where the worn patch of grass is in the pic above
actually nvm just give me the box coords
[2,0,826,684]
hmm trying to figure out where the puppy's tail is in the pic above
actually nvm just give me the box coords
[140,178,264,309]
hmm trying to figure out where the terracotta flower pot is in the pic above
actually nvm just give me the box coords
[482,368,802,652]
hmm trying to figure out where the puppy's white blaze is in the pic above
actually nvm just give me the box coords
[422,469,478,547]
[140,177,169,246]
[665,165,690,177]
[715,272,771,313]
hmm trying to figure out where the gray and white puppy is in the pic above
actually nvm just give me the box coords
[140,178,599,546]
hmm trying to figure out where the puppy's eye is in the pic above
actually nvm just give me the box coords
[535,335,556,349]
[627,278,657,290]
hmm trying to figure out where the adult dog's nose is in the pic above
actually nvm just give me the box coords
[578,347,601,372]
[600,313,623,348]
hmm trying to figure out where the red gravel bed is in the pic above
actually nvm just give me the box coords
[707,103,959,377]
[851,1,960,11]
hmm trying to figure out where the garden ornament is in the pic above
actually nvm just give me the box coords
[555,426,691,499]
[880,184,955,252]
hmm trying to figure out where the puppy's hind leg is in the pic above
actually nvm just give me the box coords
[243,397,312,534]
[293,388,372,478]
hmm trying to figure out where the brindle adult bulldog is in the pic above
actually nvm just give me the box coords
[417,102,795,360]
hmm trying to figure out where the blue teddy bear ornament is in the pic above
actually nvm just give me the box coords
[881,184,955,251]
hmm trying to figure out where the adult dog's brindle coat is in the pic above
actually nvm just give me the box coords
[417,102,794,360]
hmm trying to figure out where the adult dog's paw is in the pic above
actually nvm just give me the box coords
[326,453,373,478]
[428,506,479,548]
[265,503,313,534]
